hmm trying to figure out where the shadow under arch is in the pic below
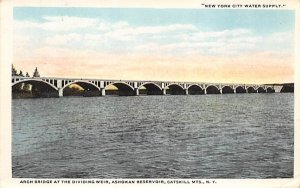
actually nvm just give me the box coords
[257,87,266,93]
[166,84,185,95]
[247,87,256,93]
[266,87,275,93]
[105,82,135,96]
[235,86,246,93]
[187,85,204,95]
[63,81,101,97]
[222,86,234,94]
[139,82,163,95]
[12,80,58,98]
[206,85,220,94]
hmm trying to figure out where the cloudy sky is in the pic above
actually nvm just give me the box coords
[13,8,295,84]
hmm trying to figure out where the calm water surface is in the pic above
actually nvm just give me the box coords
[12,94,294,178]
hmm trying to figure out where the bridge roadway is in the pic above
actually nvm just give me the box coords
[12,76,285,97]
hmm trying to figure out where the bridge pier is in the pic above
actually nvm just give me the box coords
[135,88,139,96]
[185,89,189,95]
[58,88,63,97]
[101,88,106,96]
[163,88,167,95]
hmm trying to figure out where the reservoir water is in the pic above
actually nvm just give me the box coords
[12,93,294,178]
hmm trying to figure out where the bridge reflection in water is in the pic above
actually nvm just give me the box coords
[12,76,294,98]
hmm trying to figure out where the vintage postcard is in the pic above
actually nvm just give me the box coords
[0,0,299,187]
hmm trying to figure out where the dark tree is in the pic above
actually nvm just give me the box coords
[12,64,17,76]
[33,67,40,77]
[19,70,24,77]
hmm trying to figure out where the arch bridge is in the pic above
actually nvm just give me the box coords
[12,76,291,97]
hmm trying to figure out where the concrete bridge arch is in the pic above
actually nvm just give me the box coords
[187,84,204,95]
[105,82,135,96]
[221,85,234,94]
[12,79,59,98]
[62,81,100,91]
[12,79,58,91]
[257,87,266,93]
[165,83,185,95]
[234,86,247,93]
[138,82,163,95]
[246,86,257,93]
[205,85,220,94]
[266,86,275,93]
[62,80,101,97]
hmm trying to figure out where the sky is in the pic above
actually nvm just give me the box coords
[13,7,295,84]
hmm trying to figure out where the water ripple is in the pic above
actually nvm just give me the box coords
[12,94,294,178]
